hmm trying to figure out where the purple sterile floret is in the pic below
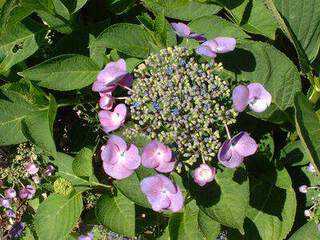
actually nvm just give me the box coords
[232,83,272,113]
[171,22,205,42]
[140,174,184,212]
[4,188,16,199]
[142,140,175,173]
[26,162,39,175]
[78,233,94,240]
[101,135,141,180]
[193,164,216,186]
[99,104,127,133]
[9,222,25,238]
[196,37,236,58]
[19,185,36,199]
[0,198,10,208]
[218,132,258,168]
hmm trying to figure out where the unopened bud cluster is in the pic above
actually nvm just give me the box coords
[126,47,237,162]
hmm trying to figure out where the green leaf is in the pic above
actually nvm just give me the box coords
[34,192,83,240]
[243,169,297,240]
[114,166,155,207]
[279,141,309,167]
[0,18,46,72]
[60,0,88,14]
[289,222,320,240]
[21,95,57,157]
[21,54,100,91]
[143,0,222,21]
[52,0,70,20]
[198,210,221,240]
[220,40,301,124]
[154,12,168,47]
[93,23,153,58]
[232,0,277,39]
[96,192,135,237]
[169,201,203,240]
[294,93,320,173]
[0,81,52,146]
[189,15,249,40]
[274,0,320,63]
[72,147,93,177]
[196,167,249,233]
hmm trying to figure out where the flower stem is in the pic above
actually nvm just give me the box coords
[224,123,231,139]
[114,97,128,100]
[121,85,135,93]
[309,87,320,105]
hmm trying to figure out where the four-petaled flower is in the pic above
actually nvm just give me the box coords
[4,188,16,199]
[19,185,36,199]
[232,83,272,113]
[142,140,175,173]
[196,37,236,58]
[218,132,258,168]
[99,104,127,133]
[171,22,205,42]
[140,174,184,212]
[101,135,141,180]
[193,164,216,186]
[92,59,132,93]
[26,162,39,175]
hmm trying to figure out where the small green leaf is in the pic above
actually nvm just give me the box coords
[21,54,100,91]
[289,222,320,240]
[34,193,83,240]
[93,23,153,58]
[294,93,320,173]
[72,147,93,177]
[143,0,221,21]
[198,210,221,239]
[154,12,168,47]
[96,192,135,237]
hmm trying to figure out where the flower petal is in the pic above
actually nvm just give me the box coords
[123,144,141,170]
[213,37,236,53]
[189,33,206,42]
[232,132,258,157]
[155,160,175,173]
[99,94,114,110]
[196,44,217,58]
[108,135,127,152]
[98,111,121,133]
[232,85,249,112]
[119,74,134,88]
[171,22,191,37]
[114,103,127,119]
[142,141,161,168]
[167,187,184,212]
[103,161,133,180]
[247,83,272,112]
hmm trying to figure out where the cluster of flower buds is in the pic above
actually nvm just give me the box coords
[298,163,320,223]
[92,22,273,213]
[0,143,55,237]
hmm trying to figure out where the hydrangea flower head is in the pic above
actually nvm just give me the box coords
[142,140,175,173]
[101,135,141,180]
[140,174,183,212]
[92,59,128,92]
[171,22,205,42]
[99,104,127,133]
[193,164,216,186]
[4,188,16,199]
[127,47,238,164]
[196,37,236,58]
[232,83,272,113]
[19,185,36,199]
[218,132,257,168]
[26,162,39,175]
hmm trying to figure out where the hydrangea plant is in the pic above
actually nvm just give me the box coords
[0,0,320,239]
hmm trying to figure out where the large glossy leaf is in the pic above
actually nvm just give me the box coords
[242,169,297,240]
[93,23,153,58]
[196,167,249,234]
[72,147,93,177]
[34,192,83,240]
[21,54,100,91]
[0,82,51,145]
[96,192,135,237]
[21,95,57,157]
[289,222,320,240]
[189,15,249,40]
[114,166,155,208]
[143,0,221,21]
[220,40,301,124]
[0,18,46,72]
[169,201,203,240]
[274,0,320,63]
[294,93,320,173]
